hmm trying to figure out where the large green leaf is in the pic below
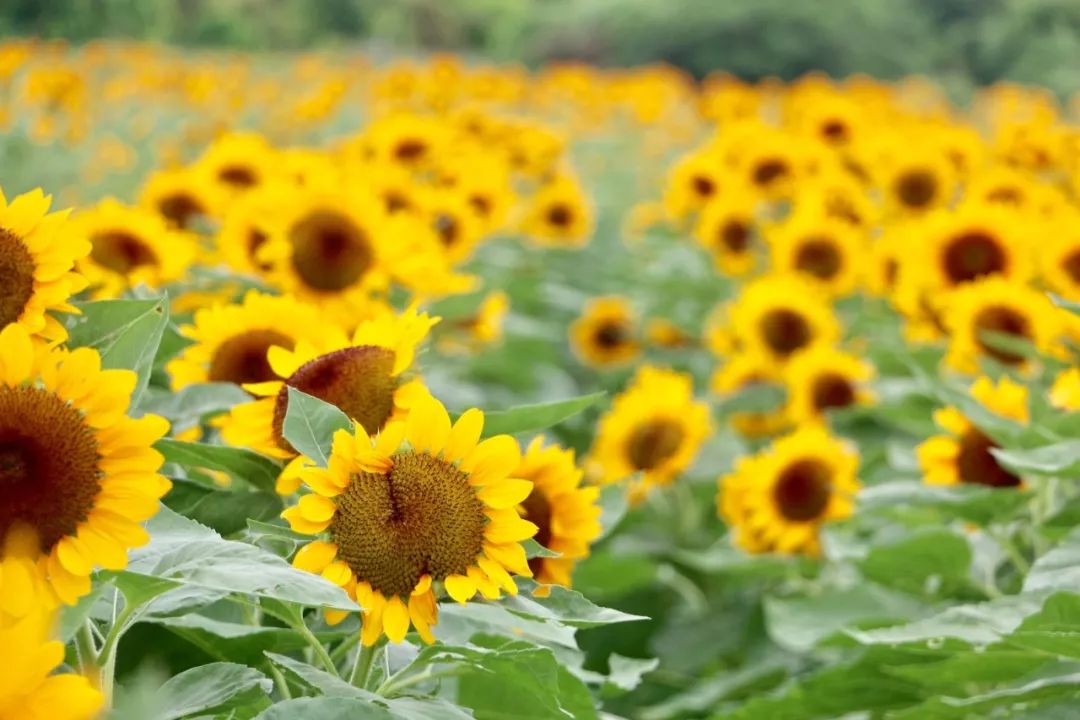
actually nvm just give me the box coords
[501,580,649,628]
[141,382,251,433]
[479,392,605,437]
[67,297,171,409]
[282,386,353,466]
[157,439,282,493]
[148,663,271,720]
[1025,528,1080,593]
[117,506,358,611]
[860,529,973,597]
[252,698,395,720]
[858,481,1031,525]
[993,442,1080,478]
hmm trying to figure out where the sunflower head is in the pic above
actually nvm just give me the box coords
[768,210,866,297]
[194,131,276,195]
[728,274,842,364]
[694,189,759,276]
[783,345,875,424]
[663,150,723,221]
[283,393,536,646]
[522,177,594,248]
[140,167,224,230]
[720,425,859,556]
[918,376,1027,488]
[515,437,602,587]
[571,296,641,369]
[710,352,789,438]
[0,324,170,605]
[0,187,86,343]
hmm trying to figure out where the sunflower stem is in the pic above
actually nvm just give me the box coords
[295,621,339,676]
[349,640,379,689]
[75,621,101,684]
[267,662,292,700]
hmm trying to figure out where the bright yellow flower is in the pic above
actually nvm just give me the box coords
[570,296,641,369]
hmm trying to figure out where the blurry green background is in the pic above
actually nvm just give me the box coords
[3,0,1080,95]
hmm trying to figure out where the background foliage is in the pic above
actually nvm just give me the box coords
[7,0,1080,95]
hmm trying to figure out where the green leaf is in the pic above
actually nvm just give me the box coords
[59,581,112,643]
[282,386,352,466]
[501,579,648,628]
[156,438,282,493]
[67,297,170,408]
[148,662,271,720]
[140,382,250,433]
[118,506,358,611]
[860,529,973,597]
[479,392,606,437]
[715,382,785,414]
[889,668,1080,719]
[603,654,659,692]
[164,480,282,536]
[266,652,367,698]
[993,442,1080,477]
[253,698,394,720]
[523,538,560,559]
[858,481,1032,525]
[765,584,927,652]
[1006,592,1080,659]
[157,615,311,666]
[1025,528,1080,593]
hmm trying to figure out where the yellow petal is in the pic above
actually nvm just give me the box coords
[445,408,484,463]
[293,541,338,574]
[405,393,451,456]
[477,478,534,509]
[297,494,337,523]
[443,573,477,604]
[383,596,411,643]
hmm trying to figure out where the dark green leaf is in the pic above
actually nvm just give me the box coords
[282,387,352,466]
[480,392,606,437]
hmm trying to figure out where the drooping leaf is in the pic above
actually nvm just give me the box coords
[156,438,282,493]
[479,392,606,437]
[147,662,272,720]
[282,387,352,466]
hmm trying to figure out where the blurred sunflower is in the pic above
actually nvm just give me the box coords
[0,324,170,604]
[942,277,1061,373]
[663,149,723,222]
[71,198,199,299]
[646,319,696,349]
[917,376,1027,488]
[1039,212,1080,301]
[590,366,711,501]
[876,145,955,215]
[710,352,789,438]
[1050,368,1080,411]
[910,204,1033,291]
[140,166,223,230]
[570,296,641,369]
[521,176,594,248]
[0,187,86,343]
[166,291,330,391]
[693,189,759,276]
[719,425,859,556]
[194,131,278,195]
[768,211,866,297]
[362,113,450,169]
[722,274,842,365]
[284,394,536,645]
[515,436,602,587]
[783,345,875,424]
[220,306,438,492]
[420,187,486,265]
[728,124,810,201]
[216,184,290,276]
[440,291,510,354]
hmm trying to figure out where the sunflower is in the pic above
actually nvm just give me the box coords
[220,306,438,492]
[875,144,956,216]
[216,183,291,277]
[71,198,199,299]
[0,187,86,343]
[419,187,486,265]
[794,168,879,231]
[515,436,602,587]
[917,376,1027,488]
[283,393,537,645]
[710,352,789,438]
[0,616,101,718]
[723,274,842,365]
[257,187,396,326]
[0,324,171,604]
[1039,211,1080,301]
[662,149,724,222]
[783,345,875,424]
[570,296,641,369]
[140,166,224,230]
[719,425,859,556]
[436,154,515,235]
[440,290,510,354]
[646,319,696,349]
[1050,368,1080,411]
[590,366,712,500]
[726,123,815,201]
[194,131,278,195]
[520,176,594,248]
[166,291,332,391]
[361,113,450,170]
[942,277,1061,373]
[768,210,866,297]
[964,164,1059,217]
[693,189,759,276]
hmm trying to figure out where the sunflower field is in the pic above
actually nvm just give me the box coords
[6,37,1080,720]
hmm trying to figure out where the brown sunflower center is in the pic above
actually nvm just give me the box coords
[331,451,486,598]
[219,165,258,189]
[209,329,294,386]
[435,214,460,247]
[469,194,493,218]
[753,159,789,187]
[0,227,36,328]
[811,373,856,411]
[822,119,849,143]
[385,192,413,214]
[90,230,158,274]
[594,321,630,350]
[795,238,842,280]
[520,489,553,577]
[394,139,427,162]
[273,346,397,452]
[0,386,102,552]
[974,305,1030,365]
[289,210,373,292]
[158,193,207,229]
[943,231,1006,284]
[956,427,1021,488]
[773,458,832,521]
[626,419,684,471]
[691,175,716,198]
[547,204,573,229]
[760,308,812,358]
[719,220,750,253]
[895,170,937,209]
[1062,250,1080,285]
